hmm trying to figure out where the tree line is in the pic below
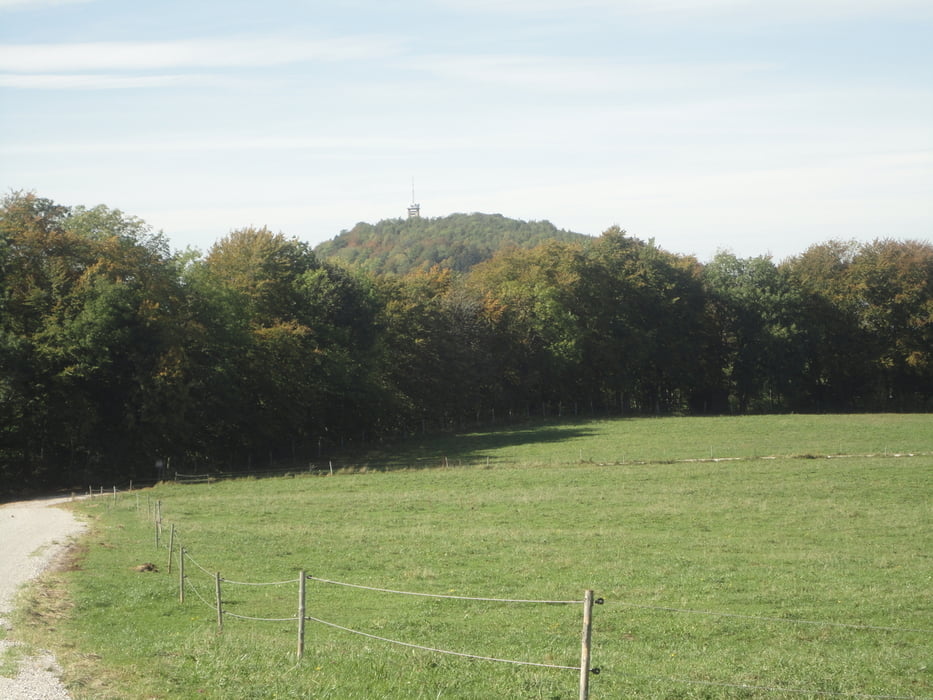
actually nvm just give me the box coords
[1,192,931,491]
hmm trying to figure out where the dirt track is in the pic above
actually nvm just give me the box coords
[0,496,86,700]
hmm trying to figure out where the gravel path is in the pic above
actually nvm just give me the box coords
[0,496,87,700]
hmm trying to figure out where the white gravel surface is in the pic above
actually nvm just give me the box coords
[0,496,87,700]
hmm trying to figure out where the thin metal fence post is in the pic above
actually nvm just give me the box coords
[579,589,594,700]
[297,570,306,661]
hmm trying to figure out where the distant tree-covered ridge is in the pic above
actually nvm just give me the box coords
[313,212,589,275]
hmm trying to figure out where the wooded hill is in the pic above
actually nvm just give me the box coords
[314,213,588,275]
[2,191,931,493]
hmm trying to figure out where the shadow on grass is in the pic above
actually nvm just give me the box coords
[355,422,601,469]
[174,420,607,481]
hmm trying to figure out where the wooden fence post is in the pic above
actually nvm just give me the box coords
[215,572,223,633]
[297,570,306,661]
[179,547,185,604]
[579,590,594,700]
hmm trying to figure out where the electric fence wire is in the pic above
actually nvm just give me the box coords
[304,614,580,671]
[306,576,581,604]
[627,672,930,700]
[184,576,216,611]
[181,550,215,578]
[221,576,301,587]
[607,601,932,634]
[224,611,297,623]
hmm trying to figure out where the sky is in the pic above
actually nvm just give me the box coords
[1,0,931,263]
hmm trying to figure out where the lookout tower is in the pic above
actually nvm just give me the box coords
[408,179,420,219]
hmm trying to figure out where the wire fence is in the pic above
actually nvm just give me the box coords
[302,612,584,671]
[305,574,583,604]
[88,485,932,700]
[127,490,602,698]
[176,552,596,670]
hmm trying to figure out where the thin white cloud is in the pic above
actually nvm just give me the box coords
[0,0,94,8]
[433,0,933,21]
[413,53,769,94]
[0,35,403,74]
[0,72,216,89]
[0,134,474,155]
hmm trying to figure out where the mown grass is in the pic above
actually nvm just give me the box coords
[15,414,933,699]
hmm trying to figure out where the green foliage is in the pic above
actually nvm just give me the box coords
[0,192,188,488]
[178,228,384,465]
[24,415,933,699]
[703,252,807,412]
[783,239,933,410]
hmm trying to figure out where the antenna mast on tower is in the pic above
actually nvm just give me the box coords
[407,177,420,219]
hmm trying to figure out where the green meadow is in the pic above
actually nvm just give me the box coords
[13,414,933,699]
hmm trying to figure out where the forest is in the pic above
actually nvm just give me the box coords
[1,191,931,492]
[314,213,587,275]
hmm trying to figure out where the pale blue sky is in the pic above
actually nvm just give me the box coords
[2,0,931,261]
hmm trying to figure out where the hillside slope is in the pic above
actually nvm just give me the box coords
[314,212,589,275]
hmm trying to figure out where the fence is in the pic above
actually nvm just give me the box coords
[181,556,601,698]
[131,491,603,699]
[87,487,932,700]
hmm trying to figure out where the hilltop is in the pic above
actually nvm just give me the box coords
[313,212,589,275]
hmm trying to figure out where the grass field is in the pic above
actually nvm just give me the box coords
[12,414,933,699]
